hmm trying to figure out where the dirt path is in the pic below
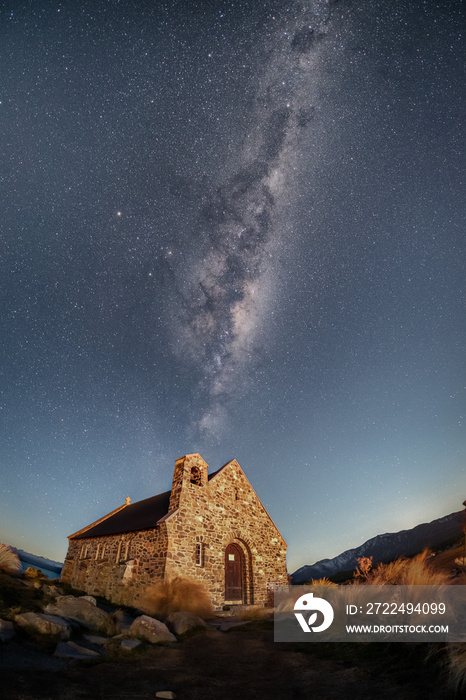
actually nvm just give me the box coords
[1,623,457,699]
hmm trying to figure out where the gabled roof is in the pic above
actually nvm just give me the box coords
[72,467,227,540]
[72,490,171,539]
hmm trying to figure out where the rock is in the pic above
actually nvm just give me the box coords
[15,612,71,640]
[23,566,47,580]
[54,640,101,659]
[165,611,207,635]
[156,693,177,699]
[0,619,15,642]
[121,638,141,651]
[43,584,62,598]
[45,595,113,633]
[129,615,176,644]
[80,595,97,606]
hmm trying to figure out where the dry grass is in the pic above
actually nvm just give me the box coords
[140,576,214,619]
[350,550,466,689]
[236,605,272,621]
[445,644,466,693]
[351,550,451,586]
[0,543,22,574]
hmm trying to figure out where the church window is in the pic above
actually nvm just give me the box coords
[195,542,204,567]
[95,544,100,560]
[190,466,201,485]
[116,540,123,563]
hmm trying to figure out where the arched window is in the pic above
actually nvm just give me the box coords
[190,466,201,485]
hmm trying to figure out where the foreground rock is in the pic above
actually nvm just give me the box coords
[0,619,15,642]
[15,612,71,641]
[42,584,62,599]
[129,615,176,644]
[45,596,113,633]
[23,567,47,580]
[165,611,207,635]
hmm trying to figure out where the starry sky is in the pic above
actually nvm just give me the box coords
[1,0,464,573]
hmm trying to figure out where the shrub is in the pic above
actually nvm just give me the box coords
[353,556,373,581]
[140,576,214,619]
[0,544,21,574]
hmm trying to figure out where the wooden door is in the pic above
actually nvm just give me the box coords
[225,543,243,601]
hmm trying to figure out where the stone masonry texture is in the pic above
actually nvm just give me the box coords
[61,455,288,609]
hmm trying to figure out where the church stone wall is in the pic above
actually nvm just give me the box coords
[61,454,287,610]
[61,523,169,607]
[163,454,288,608]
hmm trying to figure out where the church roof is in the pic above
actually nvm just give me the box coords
[74,490,171,539]
[73,466,225,539]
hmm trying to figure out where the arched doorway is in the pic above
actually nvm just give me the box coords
[225,542,243,602]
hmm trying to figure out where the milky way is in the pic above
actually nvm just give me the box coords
[169,1,336,436]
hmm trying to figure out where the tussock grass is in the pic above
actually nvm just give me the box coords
[309,577,337,586]
[0,543,21,574]
[140,576,214,619]
[445,643,466,692]
[351,550,451,586]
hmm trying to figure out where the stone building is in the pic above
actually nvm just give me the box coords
[61,454,287,609]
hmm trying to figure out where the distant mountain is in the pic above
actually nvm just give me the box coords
[292,510,464,584]
[12,548,63,575]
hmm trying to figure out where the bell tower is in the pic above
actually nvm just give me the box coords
[168,453,209,512]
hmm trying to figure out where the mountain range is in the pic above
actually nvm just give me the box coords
[291,510,465,583]
[12,548,63,575]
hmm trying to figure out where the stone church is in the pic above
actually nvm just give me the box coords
[61,454,288,609]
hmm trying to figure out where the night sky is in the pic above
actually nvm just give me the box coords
[1,0,464,573]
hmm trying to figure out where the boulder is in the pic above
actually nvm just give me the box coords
[0,619,15,642]
[54,640,101,659]
[45,595,114,633]
[23,566,47,580]
[165,611,207,636]
[156,692,177,699]
[15,612,71,640]
[129,615,176,644]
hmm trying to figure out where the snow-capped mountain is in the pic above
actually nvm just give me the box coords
[12,548,63,575]
[292,510,464,584]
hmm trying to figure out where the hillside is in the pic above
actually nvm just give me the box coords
[292,510,465,583]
